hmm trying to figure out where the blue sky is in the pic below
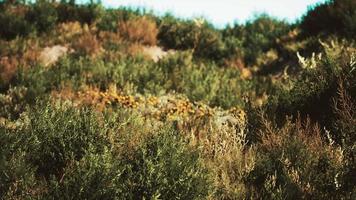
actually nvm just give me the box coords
[100,0,327,27]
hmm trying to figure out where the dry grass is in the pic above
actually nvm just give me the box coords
[118,17,158,46]
[56,21,84,42]
[333,81,356,127]
[99,30,123,46]
[127,43,145,58]
[73,32,103,57]
[259,114,326,156]
[0,56,19,84]
[21,48,41,66]
[224,56,246,70]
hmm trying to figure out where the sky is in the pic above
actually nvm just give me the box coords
[100,0,327,27]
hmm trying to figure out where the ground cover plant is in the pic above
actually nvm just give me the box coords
[0,0,355,199]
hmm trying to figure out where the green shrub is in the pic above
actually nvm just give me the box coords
[11,66,58,103]
[56,52,248,108]
[0,7,34,40]
[158,16,226,60]
[97,8,142,32]
[44,150,119,200]
[0,86,28,120]
[56,2,104,25]
[36,111,211,199]
[19,101,109,179]
[301,0,356,39]
[114,128,211,199]
[25,1,58,33]
[0,127,39,199]
[223,14,291,66]
[267,40,355,129]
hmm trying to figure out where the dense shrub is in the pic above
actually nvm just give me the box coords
[246,117,345,199]
[113,128,211,199]
[301,0,356,39]
[118,16,158,46]
[158,16,226,60]
[19,102,109,179]
[267,40,355,129]
[0,127,40,199]
[56,2,104,25]
[0,86,27,120]
[25,1,58,33]
[97,8,142,32]
[332,83,356,195]
[0,6,33,40]
[73,32,103,57]
[44,151,119,199]
[223,14,291,66]
[10,65,59,103]
[0,56,19,86]
[43,124,211,199]
[1,102,211,199]
[0,1,355,199]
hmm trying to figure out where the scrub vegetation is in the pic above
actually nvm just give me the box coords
[0,0,355,199]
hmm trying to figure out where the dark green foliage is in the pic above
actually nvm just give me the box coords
[0,7,34,40]
[97,8,142,32]
[115,129,210,199]
[44,151,120,200]
[158,16,226,60]
[267,42,355,130]
[0,127,39,199]
[11,66,59,103]
[158,16,198,50]
[223,14,291,65]
[0,103,211,199]
[21,102,108,179]
[25,1,58,33]
[0,86,28,120]
[0,1,355,199]
[96,9,121,32]
[56,2,104,24]
[301,0,356,39]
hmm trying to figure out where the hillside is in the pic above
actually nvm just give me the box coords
[0,0,355,199]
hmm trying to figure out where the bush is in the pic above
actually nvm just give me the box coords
[0,6,34,40]
[19,102,109,179]
[301,0,356,39]
[44,151,119,200]
[56,2,104,25]
[158,17,197,50]
[246,117,345,199]
[113,128,211,199]
[223,14,291,66]
[97,8,142,32]
[118,16,158,46]
[73,32,102,57]
[158,16,226,60]
[10,65,58,104]
[25,1,58,33]
[0,86,27,120]
[267,40,355,129]
[0,56,19,86]
[0,126,39,199]
[1,103,211,199]
[332,82,356,195]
